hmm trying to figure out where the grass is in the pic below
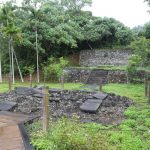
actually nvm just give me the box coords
[103,83,147,103]
[0,81,83,93]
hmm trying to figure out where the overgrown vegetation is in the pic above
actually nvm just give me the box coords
[26,83,150,150]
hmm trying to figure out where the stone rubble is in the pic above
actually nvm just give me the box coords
[0,87,132,125]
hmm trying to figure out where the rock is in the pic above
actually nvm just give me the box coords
[0,101,17,111]
[33,94,43,98]
[80,100,102,113]
[93,92,108,100]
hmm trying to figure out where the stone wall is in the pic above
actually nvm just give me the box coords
[64,68,128,84]
[64,68,146,84]
[79,50,132,66]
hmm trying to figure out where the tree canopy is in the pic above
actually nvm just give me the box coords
[0,0,134,74]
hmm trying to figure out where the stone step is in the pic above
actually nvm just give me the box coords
[93,92,108,99]
[80,99,102,113]
[80,92,108,113]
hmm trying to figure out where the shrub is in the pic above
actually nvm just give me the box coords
[30,118,109,150]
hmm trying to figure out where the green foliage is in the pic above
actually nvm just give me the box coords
[130,37,150,65]
[0,0,134,71]
[30,118,108,150]
[109,131,147,150]
[43,57,69,80]
[24,65,35,75]
[127,55,142,77]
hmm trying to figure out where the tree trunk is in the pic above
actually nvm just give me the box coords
[11,44,15,84]
[36,29,39,83]
[0,51,2,83]
[13,49,24,83]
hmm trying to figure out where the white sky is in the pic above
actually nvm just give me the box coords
[2,0,150,28]
[88,0,150,28]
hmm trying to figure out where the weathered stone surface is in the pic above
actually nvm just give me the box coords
[80,101,101,113]
[93,92,108,100]
[0,101,17,111]
[64,68,128,84]
[79,50,132,66]
[86,99,103,103]
[0,87,132,124]
[33,94,43,98]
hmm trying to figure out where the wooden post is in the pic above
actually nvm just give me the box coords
[145,78,148,97]
[99,78,102,91]
[9,73,12,92]
[148,81,150,104]
[60,75,64,90]
[42,87,49,132]
[30,74,32,87]
[107,72,110,84]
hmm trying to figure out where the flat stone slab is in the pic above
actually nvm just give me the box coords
[15,87,42,95]
[0,101,17,111]
[80,102,101,113]
[93,92,108,100]
[86,99,103,103]
[80,99,103,113]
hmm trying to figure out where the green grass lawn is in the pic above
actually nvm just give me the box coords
[103,83,147,103]
[0,81,84,93]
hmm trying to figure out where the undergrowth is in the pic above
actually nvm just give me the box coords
[27,83,150,150]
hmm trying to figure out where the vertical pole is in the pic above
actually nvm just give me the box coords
[145,78,148,97]
[9,35,12,92]
[30,74,32,87]
[0,51,2,83]
[36,28,39,83]
[13,49,24,83]
[148,80,150,104]
[61,75,64,90]
[11,44,15,84]
[43,87,49,132]
[99,78,102,91]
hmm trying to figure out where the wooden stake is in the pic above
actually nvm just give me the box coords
[29,74,32,87]
[99,78,102,91]
[60,75,64,90]
[42,87,49,132]
[145,78,148,97]
[148,81,150,104]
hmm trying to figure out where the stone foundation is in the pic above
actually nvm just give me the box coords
[79,50,132,66]
[0,87,132,124]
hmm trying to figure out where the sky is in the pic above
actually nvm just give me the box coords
[88,0,150,28]
[2,0,150,28]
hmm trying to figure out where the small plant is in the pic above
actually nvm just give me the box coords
[126,55,142,82]
[30,118,109,150]
[43,57,69,90]
[24,65,35,87]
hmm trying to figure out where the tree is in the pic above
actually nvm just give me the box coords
[0,1,23,87]
[130,37,150,66]
[44,57,68,90]
[61,0,92,12]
